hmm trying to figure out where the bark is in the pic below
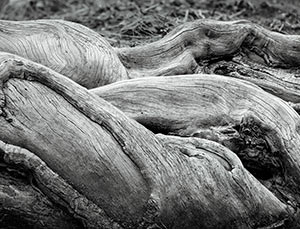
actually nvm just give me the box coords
[0,53,294,228]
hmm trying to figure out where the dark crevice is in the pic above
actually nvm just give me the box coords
[196,54,235,67]
[240,158,281,180]
[236,116,285,182]
[235,140,283,181]
[136,118,175,135]
[212,65,233,75]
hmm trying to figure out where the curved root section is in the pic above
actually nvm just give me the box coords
[93,75,300,216]
[116,19,300,106]
[0,53,293,228]
[0,18,300,228]
[0,20,129,88]
[0,141,121,229]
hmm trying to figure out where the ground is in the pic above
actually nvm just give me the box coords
[1,0,300,47]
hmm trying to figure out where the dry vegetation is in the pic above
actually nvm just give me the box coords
[2,0,300,47]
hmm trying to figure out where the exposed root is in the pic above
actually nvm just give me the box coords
[0,140,122,229]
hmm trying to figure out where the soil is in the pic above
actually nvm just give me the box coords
[1,0,300,47]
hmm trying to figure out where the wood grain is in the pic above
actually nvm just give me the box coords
[0,52,291,228]
[92,75,300,205]
[0,20,128,88]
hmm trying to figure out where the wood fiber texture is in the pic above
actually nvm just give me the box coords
[0,18,300,228]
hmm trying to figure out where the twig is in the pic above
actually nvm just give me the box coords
[183,9,189,23]
[229,9,246,19]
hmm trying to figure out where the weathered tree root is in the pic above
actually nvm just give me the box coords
[201,56,300,105]
[116,19,300,105]
[0,140,121,229]
[0,52,293,228]
[116,19,300,73]
[1,18,300,104]
[92,75,300,210]
[1,18,300,228]
[0,20,128,88]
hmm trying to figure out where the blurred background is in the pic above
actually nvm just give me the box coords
[0,0,299,47]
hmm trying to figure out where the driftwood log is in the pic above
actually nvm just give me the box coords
[0,19,300,228]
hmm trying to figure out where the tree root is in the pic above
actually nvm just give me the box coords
[0,140,121,229]
[0,20,128,88]
[0,52,293,228]
[1,18,300,102]
[92,75,300,213]
[0,18,300,228]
